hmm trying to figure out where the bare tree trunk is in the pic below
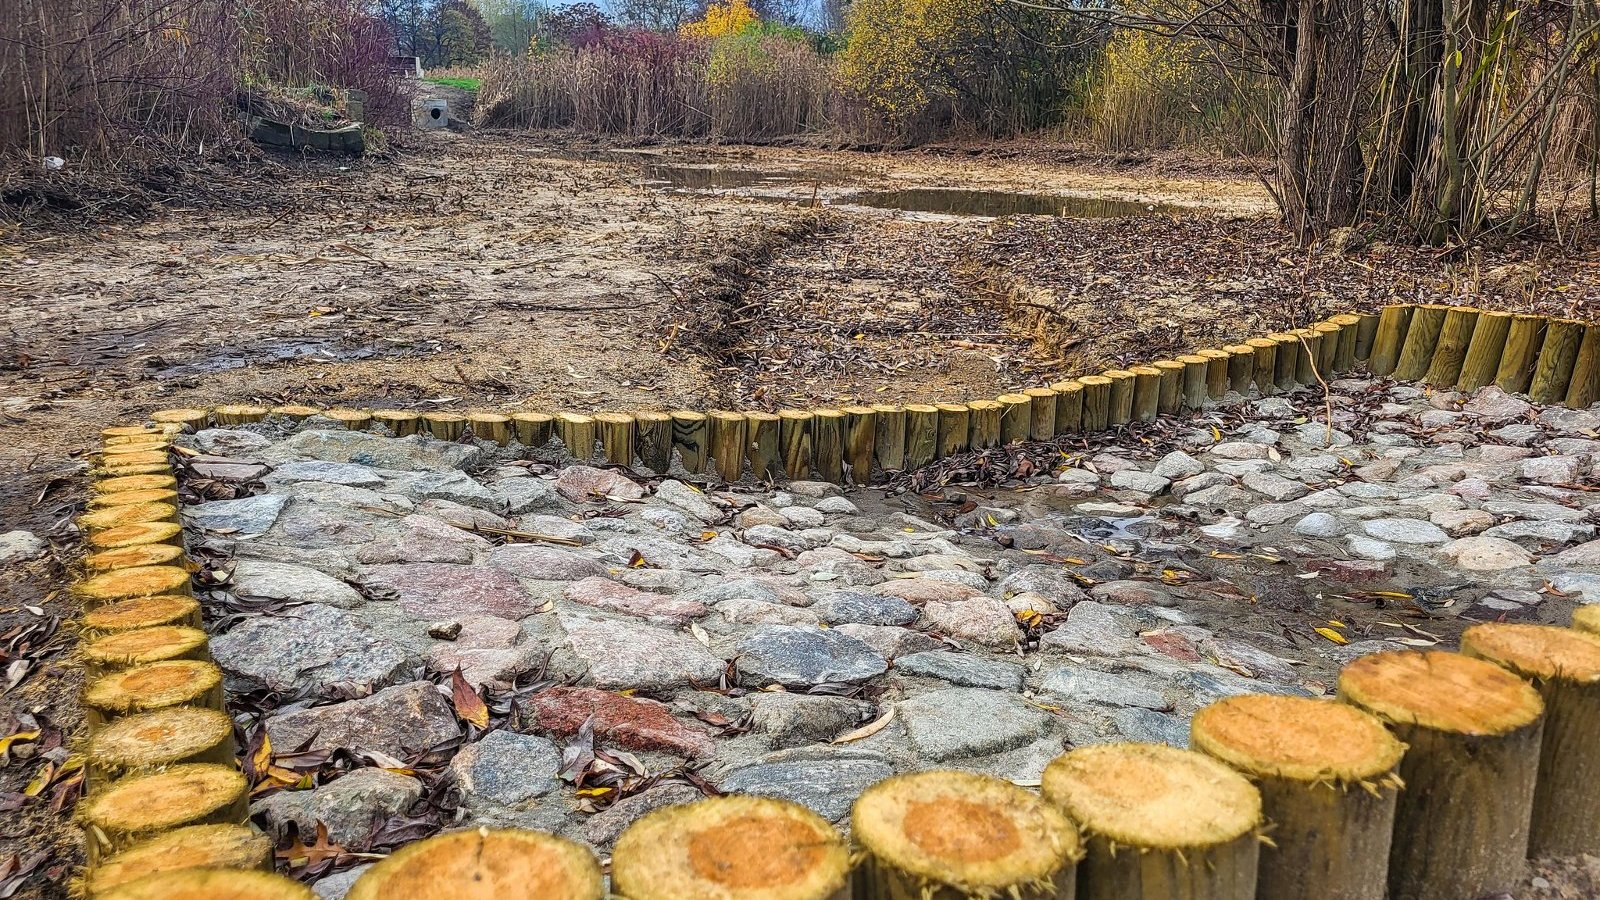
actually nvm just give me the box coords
[1276,0,1367,243]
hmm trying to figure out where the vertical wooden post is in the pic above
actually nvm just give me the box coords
[1330,313,1363,373]
[871,404,906,472]
[1424,307,1480,386]
[1567,323,1600,409]
[1393,304,1449,381]
[1105,370,1136,425]
[1294,329,1324,385]
[744,412,781,482]
[1224,345,1255,394]
[1079,376,1111,431]
[636,412,674,472]
[375,410,422,438]
[1051,382,1084,433]
[671,410,709,473]
[1368,304,1415,377]
[1154,360,1185,414]
[1354,312,1381,361]
[903,404,938,469]
[1530,319,1585,404]
[1267,333,1301,390]
[1313,322,1342,375]
[212,405,268,426]
[1024,387,1059,439]
[1247,338,1278,395]
[1457,311,1513,392]
[779,410,814,480]
[422,412,466,441]
[151,409,210,432]
[511,412,551,448]
[811,409,845,483]
[468,413,512,446]
[1179,355,1210,410]
[966,400,1003,449]
[997,394,1032,444]
[271,405,320,421]
[325,409,373,432]
[1496,314,1548,394]
[555,413,596,461]
[1130,366,1162,423]
[1200,349,1232,398]
[707,411,746,482]
[595,413,636,466]
[842,406,878,484]
[935,403,971,458]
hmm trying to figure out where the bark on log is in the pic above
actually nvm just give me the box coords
[1104,370,1136,425]
[706,411,746,482]
[1331,313,1363,372]
[93,868,312,900]
[1051,381,1084,432]
[903,404,939,469]
[555,413,596,462]
[1224,346,1255,394]
[1199,349,1232,398]
[375,410,422,438]
[1460,624,1600,858]
[1393,305,1450,381]
[1313,322,1342,375]
[422,412,465,441]
[1131,366,1162,423]
[1338,650,1544,900]
[511,412,553,449]
[967,400,1003,450]
[1267,333,1300,389]
[1354,312,1381,361]
[468,413,513,446]
[1191,695,1403,900]
[614,797,846,900]
[1042,743,1261,900]
[854,771,1080,900]
[872,404,907,472]
[811,409,846,483]
[1368,304,1415,377]
[842,406,877,484]
[1496,314,1549,395]
[745,412,782,483]
[348,829,603,900]
[635,412,673,473]
[1079,377,1112,432]
[671,410,709,474]
[1154,360,1185,414]
[779,410,815,480]
[997,394,1033,444]
[1293,328,1324,385]
[594,413,636,466]
[1531,319,1585,405]
[1565,324,1600,409]
[212,405,268,426]
[1025,387,1059,439]
[935,403,971,459]
[1457,311,1513,392]
[1178,356,1209,410]
[1424,307,1479,386]
[1247,339,1278,395]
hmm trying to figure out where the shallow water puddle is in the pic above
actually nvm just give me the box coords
[836,188,1187,218]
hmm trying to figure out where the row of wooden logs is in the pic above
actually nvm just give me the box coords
[143,304,1598,487]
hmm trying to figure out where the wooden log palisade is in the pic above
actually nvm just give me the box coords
[67,301,1600,896]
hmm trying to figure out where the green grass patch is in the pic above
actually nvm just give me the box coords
[426,76,481,92]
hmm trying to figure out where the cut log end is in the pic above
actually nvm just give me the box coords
[86,522,184,552]
[81,595,202,634]
[87,488,179,511]
[85,824,272,898]
[80,503,178,533]
[88,707,234,776]
[1191,694,1403,784]
[347,827,603,900]
[1042,742,1260,850]
[1338,649,1544,736]
[853,770,1079,896]
[1575,605,1600,637]
[1461,622,1600,683]
[76,566,192,605]
[94,474,177,495]
[83,660,223,723]
[614,796,847,900]
[83,626,209,673]
[81,763,248,857]
[96,868,312,900]
[84,544,185,573]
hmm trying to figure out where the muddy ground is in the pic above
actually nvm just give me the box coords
[2,130,1599,897]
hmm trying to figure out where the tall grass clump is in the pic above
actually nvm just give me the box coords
[0,0,401,163]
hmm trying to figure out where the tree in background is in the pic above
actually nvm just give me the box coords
[681,0,758,36]
[474,0,548,52]
[538,2,612,47]
[377,0,492,65]
[606,0,702,30]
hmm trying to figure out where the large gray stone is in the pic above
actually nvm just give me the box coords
[582,783,703,846]
[831,624,943,660]
[449,729,562,808]
[354,514,491,565]
[211,603,413,694]
[735,626,887,687]
[267,461,385,488]
[489,478,568,515]
[560,612,725,690]
[1040,666,1167,710]
[895,651,1024,691]
[718,755,893,822]
[810,591,917,626]
[229,559,363,609]
[392,471,500,510]
[749,693,864,748]
[998,566,1088,607]
[654,480,723,523]
[897,688,1052,761]
[487,545,608,580]
[252,768,421,849]
[922,597,1020,648]
[0,531,46,565]
[359,564,540,619]
[266,681,460,755]
[1362,518,1449,545]
[1113,708,1190,748]
[1440,536,1534,571]
[268,430,480,471]
[182,495,287,538]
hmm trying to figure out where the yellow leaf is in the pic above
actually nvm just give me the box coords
[1314,626,1349,645]
[576,786,614,798]
[0,729,40,756]
[834,707,895,744]
[252,730,273,775]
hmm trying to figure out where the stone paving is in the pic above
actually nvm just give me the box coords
[172,378,1600,897]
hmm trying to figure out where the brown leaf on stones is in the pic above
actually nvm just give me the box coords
[450,669,489,729]
[276,822,355,878]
